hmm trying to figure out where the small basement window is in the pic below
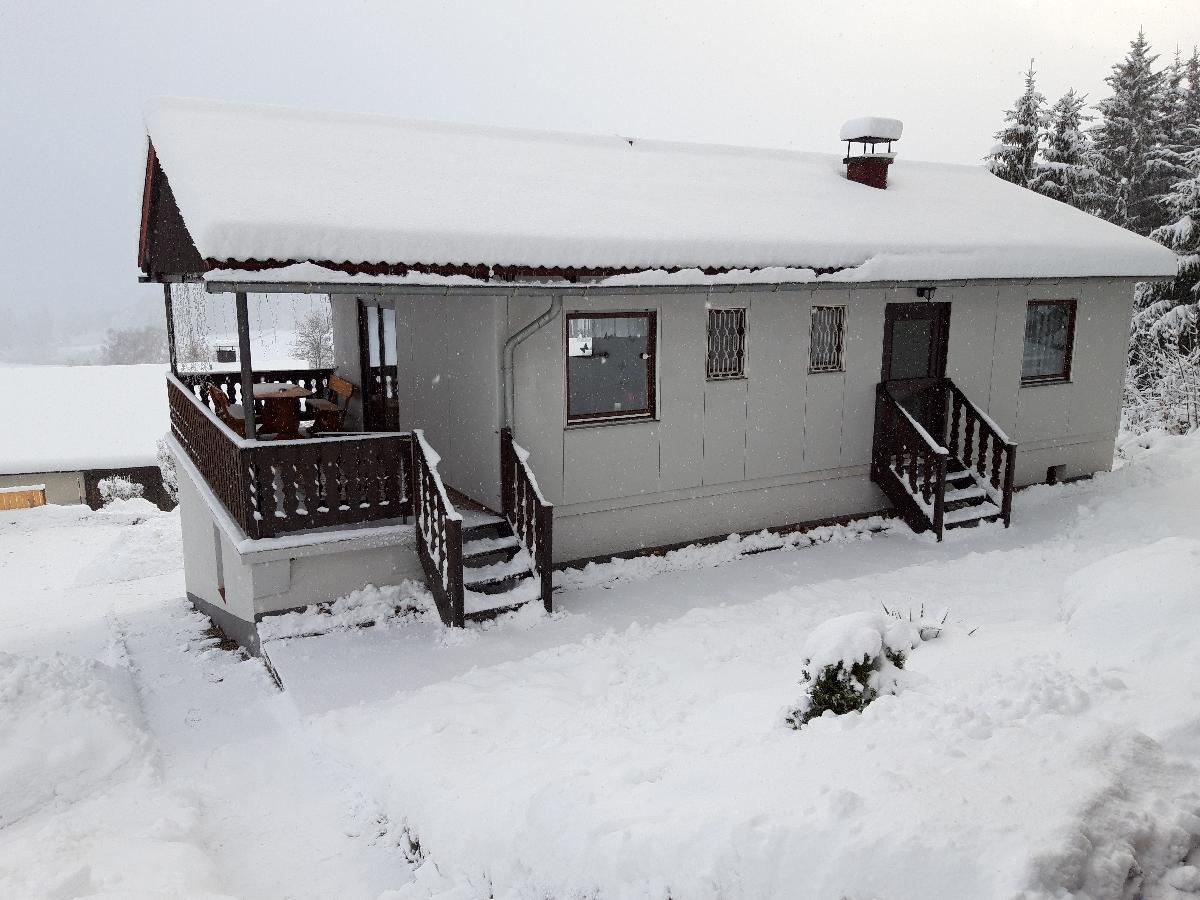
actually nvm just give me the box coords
[809,305,846,373]
[1022,299,1076,384]
[566,312,656,423]
[707,308,746,379]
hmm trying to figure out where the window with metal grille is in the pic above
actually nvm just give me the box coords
[1022,299,1075,384]
[706,308,746,379]
[809,305,846,373]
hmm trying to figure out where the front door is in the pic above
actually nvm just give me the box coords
[357,300,400,431]
[881,302,951,433]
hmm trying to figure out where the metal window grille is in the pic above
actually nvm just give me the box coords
[809,306,846,373]
[707,308,746,379]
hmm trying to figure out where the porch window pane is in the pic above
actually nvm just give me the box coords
[382,308,397,367]
[707,308,746,379]
[366,305,381,367]
[1022,300,1075,383]
[809,306,846,373]
[567,312,656,422]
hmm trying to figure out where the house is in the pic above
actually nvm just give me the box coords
[138,98,1177,651]
[0,364,174,511]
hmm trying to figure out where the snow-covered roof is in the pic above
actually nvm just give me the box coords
[144,97,1178,284]
[840,116,904,142]
[0,365,167,474]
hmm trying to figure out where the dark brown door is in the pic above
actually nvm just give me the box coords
[881,302,951,432]
[357,300,400,431]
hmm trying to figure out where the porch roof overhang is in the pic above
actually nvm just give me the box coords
[198,261,1173,299]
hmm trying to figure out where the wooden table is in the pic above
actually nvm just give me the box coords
[253,382,313,439]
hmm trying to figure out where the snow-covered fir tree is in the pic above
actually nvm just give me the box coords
[1184,49,1200,129]
[1136,43,1200,352]
[1030,89,1100,211]
[985,62,1046,188]
[1091,31,1179,235]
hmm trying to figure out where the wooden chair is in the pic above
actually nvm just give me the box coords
[208,385,248,437]
[306,375,354,433]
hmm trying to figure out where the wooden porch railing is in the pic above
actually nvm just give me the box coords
[872,378,1018,539]
[500,427,553,613]
[178,368,333,417]
[873,382,949,537]
[413,429,465,627]
[365,365,401,431]
[945,380,1018,526]
[167,375,413,540]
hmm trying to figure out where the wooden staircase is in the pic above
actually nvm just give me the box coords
[412,429,553,627]
[871,379,1016,540]
[459,509,544,622]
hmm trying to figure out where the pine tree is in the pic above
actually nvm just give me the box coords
[1183,49,1200,130]
[985,62,1046,188]
[1137,44,1200,352]
[1031,90,1100,210]
[1092,30,1177,235]
[1143,144,1200,348]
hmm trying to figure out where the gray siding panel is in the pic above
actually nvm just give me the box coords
[745,291,806,480]
[841,288,885,467]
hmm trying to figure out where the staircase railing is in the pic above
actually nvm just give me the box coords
[500,427,554,613]
[945,380,1017,526]
[413,430,464,627]
[872,383,950,539]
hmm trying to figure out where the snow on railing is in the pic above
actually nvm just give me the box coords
[501,428,553,614]
[412,429,464,626]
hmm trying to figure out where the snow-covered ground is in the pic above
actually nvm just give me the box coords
[2,433,1200,898]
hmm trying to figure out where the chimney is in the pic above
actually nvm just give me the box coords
[840,117,903,189]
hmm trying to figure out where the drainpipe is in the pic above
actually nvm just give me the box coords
[501,294,563,430]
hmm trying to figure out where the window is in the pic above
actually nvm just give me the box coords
[1022,299,1075,384]
[566,312,656,423]
[707,308,746,379]
[809,305,846,373]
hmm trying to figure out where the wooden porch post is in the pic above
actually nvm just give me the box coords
[163,283,178,376]
[235,291,257,438]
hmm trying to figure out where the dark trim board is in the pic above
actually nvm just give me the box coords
[187,592,263,657]
[554,506,900,574]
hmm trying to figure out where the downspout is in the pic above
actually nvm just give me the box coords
[501,294,563,430]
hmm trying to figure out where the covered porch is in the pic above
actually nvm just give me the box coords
[161,283,553,629]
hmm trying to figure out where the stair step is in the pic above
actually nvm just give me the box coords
[462,520,511,543]
[945,485,987,503]
[459,508,505,529]
[463,533,520,558]
[463,543,522,567]
[464,576,542,616]
[463,551,535,592]
[943,501,1001,527]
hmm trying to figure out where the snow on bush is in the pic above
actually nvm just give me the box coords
[783,612,920,728]
[0,652,148,828]
[258,580,435,641]
[97,475,144,505]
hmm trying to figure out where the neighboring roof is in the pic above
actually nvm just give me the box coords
[0,365,167,475]
[143,97,1178,284]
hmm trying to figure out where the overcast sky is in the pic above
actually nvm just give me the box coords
[0,0,1196,335]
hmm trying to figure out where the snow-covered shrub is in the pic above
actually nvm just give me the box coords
[784,612,920,729]
[98,475,144,505]
[880,602,966,641]
[156,435,179,505]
